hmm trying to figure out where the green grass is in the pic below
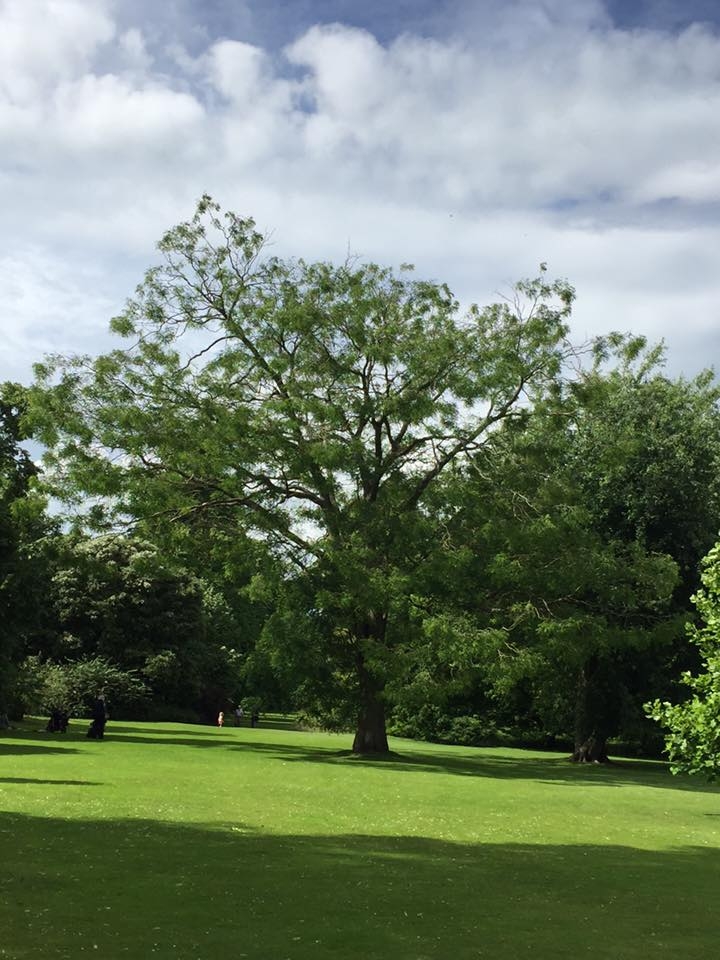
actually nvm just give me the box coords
[1,718,719,960]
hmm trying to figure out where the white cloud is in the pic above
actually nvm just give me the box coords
[0,0,114,103]
[282,21,720,210]
[1,1,719,384]
[0,247,122,382]
[287,25,386,120]
[207,40,268,100]
[53,73,204,151]
[118,27,152,73]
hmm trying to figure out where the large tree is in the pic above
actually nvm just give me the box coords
[564,348,720,754]
[32,197,576,752]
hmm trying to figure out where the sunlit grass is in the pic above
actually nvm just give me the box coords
[2,717,719,959]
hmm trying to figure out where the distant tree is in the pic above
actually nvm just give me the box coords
[435,409,679,761]
[28,535,246,720]
[568,343,720,598]
[31,197,576,752]
[436,338,718,761]
[134,520,275,708]
[0,383,55,719]
[21,655,148,720]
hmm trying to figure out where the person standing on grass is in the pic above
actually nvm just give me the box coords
[47,707,69,733]
[234,705,243,726]
[87,692,108,739]
[217,710,224,728]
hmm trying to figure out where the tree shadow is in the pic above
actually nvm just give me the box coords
[1,811,717,960]
[0,742,81,757]
[233,740,720,795]
[108,717,299,736]
[5,724,716,795]
[109,724,223,737]
[0,777,101,785]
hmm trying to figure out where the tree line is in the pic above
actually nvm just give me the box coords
[2,196,720,774]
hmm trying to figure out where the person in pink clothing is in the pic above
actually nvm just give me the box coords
[217,710,224,727]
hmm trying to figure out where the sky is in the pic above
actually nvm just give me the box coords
[2,0,720,384]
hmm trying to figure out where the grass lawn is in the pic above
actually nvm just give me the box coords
[1,718,719,959]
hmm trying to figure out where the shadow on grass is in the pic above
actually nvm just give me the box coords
[78,736,720,794]
[0,777,101,785]
[234,740,720,795]
[109,716,299,736]
[1,810,718,960]
[109,724,223,737]
[5,724,717,795]
[0,741,81,757]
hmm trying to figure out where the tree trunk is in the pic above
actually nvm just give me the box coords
[572,735,610,763]
[572,659,611,764]
[352,642,389,754]
[352,689,389,754]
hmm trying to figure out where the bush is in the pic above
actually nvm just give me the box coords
[19,655,148,718]
[444,715,498,747]
[388,703,447,741]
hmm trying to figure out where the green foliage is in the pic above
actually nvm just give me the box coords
[648,543,720,779]
[48,536,205,664]
[20,655,148,717]
[23,534,251,719]
[435,351,694,754]
[30,198,578,748]
[568,357,720,590]
[0,382,55,715]
[387,704,499,746]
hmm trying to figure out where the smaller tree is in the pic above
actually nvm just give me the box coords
[647,544,720,780]
[26,535,249,720]
[0,382,56,719]
[432,377,680,762]
[20,655,148,719]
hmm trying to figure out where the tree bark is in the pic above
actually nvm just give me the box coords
[572,735,610,763]
[572,659,611,763]
[352,642,389,754]
[352,688,389,754]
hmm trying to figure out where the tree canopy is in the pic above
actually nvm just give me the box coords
[32,196,579,752]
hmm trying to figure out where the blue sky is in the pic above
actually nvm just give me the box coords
[2,0,719,383]
[116,1,720,48]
